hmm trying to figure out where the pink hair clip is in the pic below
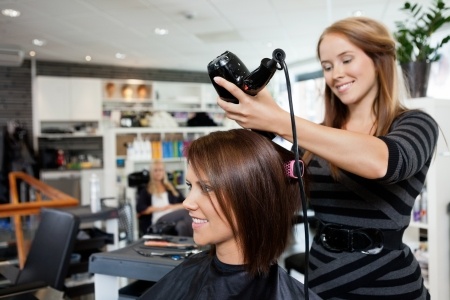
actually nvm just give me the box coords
[284,160,304,179]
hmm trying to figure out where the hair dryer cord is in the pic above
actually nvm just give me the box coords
[276,53,310,300]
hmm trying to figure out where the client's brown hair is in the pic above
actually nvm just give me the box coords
[186,129,301,276]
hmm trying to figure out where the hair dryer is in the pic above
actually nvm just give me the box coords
[207,49,286,139]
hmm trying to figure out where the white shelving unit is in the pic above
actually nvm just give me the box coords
[34,76,222,136]
[35,76,102,122]
[33,76,227,229]
[408,221,429,230]
[34,76,103,141]
[101,79,222,114]
[403,98,450,299]
[103,127,228,240]
[102,126,228,205]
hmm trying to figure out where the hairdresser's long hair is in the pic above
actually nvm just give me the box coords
[186,129,300,277]
[309,16,409,176]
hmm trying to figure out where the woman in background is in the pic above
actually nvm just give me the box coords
[139,129,320,299]
[136,159,192,237]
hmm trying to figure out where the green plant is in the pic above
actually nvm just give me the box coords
[394,0,450,63]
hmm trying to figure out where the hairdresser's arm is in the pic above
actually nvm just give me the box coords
[214,77,388,179]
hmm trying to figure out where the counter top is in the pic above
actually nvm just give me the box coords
[39,133,102,138]
[59,205,119,223]
[89,236,194,282]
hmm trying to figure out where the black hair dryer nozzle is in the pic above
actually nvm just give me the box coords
[207,49,286,140]
[207,49,285,104]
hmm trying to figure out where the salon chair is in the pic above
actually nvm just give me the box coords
[0,208,80,299]
[284,214,318,276]
[128,170,149,192]
[128,170,150,237]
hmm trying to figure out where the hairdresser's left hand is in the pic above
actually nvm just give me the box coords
[214,77,288,135]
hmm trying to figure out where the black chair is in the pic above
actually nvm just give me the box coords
[127,170,149,189]
[285,252,308,275]
[284,215,318,276]
[118,200,134,243]
[0,208,80,299]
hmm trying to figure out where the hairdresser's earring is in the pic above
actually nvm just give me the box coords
[284,160,304,179]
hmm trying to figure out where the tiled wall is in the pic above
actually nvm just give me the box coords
[0,59,209,147]
[35,60,210,82]
[0,60,33,144]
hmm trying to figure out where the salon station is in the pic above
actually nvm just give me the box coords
[1,0,450,299]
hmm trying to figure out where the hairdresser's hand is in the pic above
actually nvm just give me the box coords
[214,77,288,134]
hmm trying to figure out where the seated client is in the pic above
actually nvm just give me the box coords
[139,129,320,299]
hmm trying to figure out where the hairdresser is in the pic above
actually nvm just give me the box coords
[215,16,437,299]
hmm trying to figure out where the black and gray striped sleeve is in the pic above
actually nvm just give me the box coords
[378,110,439,184]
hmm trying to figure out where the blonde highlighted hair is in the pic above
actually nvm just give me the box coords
[146,159,179,197]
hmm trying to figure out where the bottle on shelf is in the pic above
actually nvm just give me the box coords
[90,173,101,213]
[420,187,428,224]
[413,193,422,222]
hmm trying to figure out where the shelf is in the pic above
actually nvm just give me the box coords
[100,80,221,113]
[100,80,225,130]
[409,221,429,230]
[65,278,95,298]
[109,127,226,135]
[103,99,152,103]
[103,80,152,101]
[404,98,450,299]
[102,100,153,113]
[63,207,119,298]
[129,157,186,164]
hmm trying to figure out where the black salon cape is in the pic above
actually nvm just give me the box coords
[139,250,321,300]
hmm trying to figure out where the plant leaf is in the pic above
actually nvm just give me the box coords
[394,0,450,63]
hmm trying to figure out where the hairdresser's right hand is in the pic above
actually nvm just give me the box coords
[214,77,288,135]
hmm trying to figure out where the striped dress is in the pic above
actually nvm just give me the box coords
[304,110,438,299]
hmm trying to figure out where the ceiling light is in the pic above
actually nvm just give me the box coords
[32,39,47,46]
[115,53,126,59]
[352,10,364,16]
[2,9,21,17]
[182,11,197,20]
[154,28,169,35]
[85,55,92,61]
[29,51,36,57]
